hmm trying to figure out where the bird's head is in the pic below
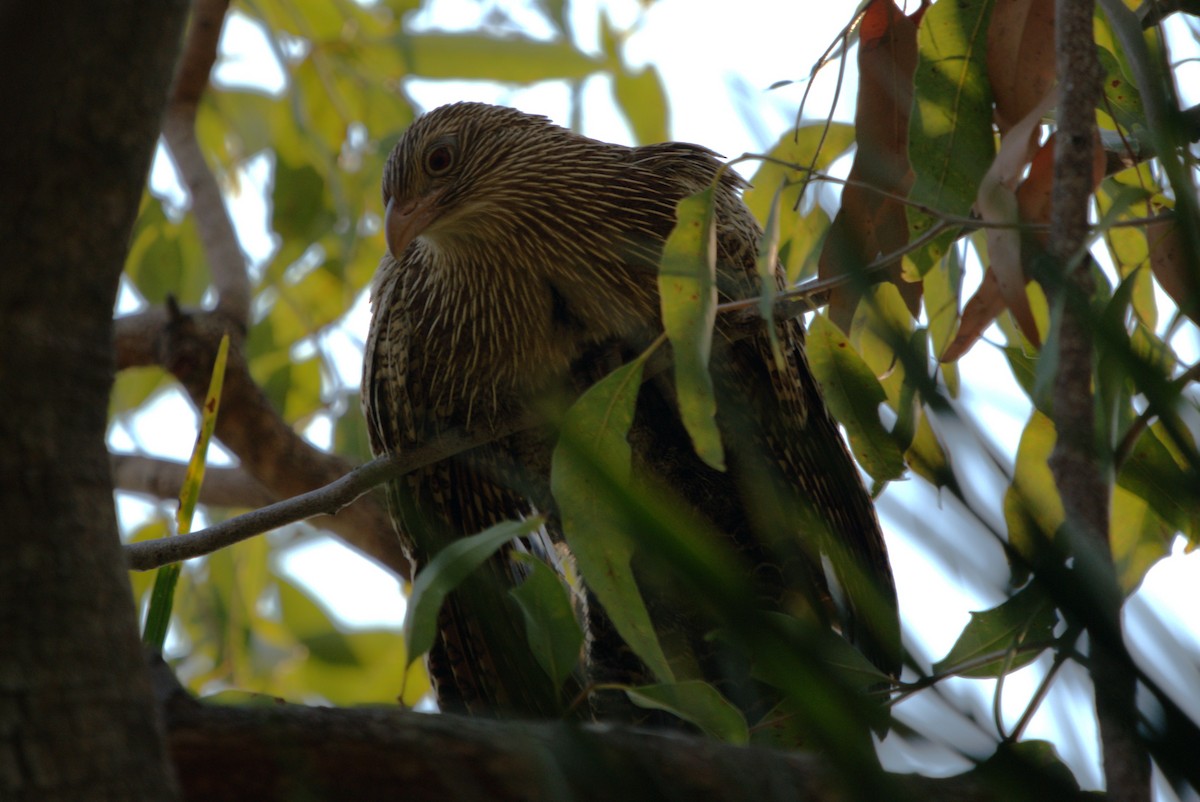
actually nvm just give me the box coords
[381,102,575,261]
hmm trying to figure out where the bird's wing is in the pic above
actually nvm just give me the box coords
[711,201,902,676]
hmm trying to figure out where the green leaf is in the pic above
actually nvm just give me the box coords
[806,314,905,482]
[613,65,669,145]
[744,123,856,225]
[404,517,545,663]
[1004,410,1064,571]
[1110,484,1173,594]
[906,0,996,276]
[551,358,676,683]
[124,197,212,306]
[933,583,1057,678]
[1118,421,1200,543]
[509,553,585,690]
[755,187,787,374]
[626,681,749,744]
[659,188,724,471]
[398,33,602,84]
[1096,45,1147,137]
[143,335,231,649]
[109,366,169,418]
[744,124,854,284]
[923,245,963,363]
[272,158,336,244]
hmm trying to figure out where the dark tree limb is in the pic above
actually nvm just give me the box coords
[138,304,408,576]
[158,672,1080,802]
[1049,2,1149,801]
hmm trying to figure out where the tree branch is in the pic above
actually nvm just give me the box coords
[112,453,276,510]
[125,412,539,572]
[1050,2,1149,800]
[157,668,1080,802]
[113,303,407,577]
[162,0,251,327]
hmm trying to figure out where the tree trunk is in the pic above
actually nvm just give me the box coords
[0,2,189,798]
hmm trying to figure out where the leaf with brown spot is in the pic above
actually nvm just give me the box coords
[819,0,920,331]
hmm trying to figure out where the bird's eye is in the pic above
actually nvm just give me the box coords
[425,144,454,175]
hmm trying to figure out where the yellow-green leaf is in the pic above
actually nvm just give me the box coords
[551,357,676,683]
[806,314,905,482]
[659,188,724,471]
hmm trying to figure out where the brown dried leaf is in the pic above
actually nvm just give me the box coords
[975,89,1059,348]
[1147,218,1200,325]
[987,0,1056,135]
[820,0,921,330]
[941,268,1004,362]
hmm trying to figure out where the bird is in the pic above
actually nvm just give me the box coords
[361,101,900,722]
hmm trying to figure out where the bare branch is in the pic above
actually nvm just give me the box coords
[1051,1,1149,799]
[125,414,538,572]
[162,0,252,327]
[112,302,407,576]
[112,453,275,510]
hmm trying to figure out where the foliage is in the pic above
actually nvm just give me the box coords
[114,0,1200,795]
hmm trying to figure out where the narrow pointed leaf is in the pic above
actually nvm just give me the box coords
[659,188,724,470]
[806,314,905,482]
[626,680,749,744]
[143,334,231,649]
[552,358,675,682]
[509,553,585,689]
[404,517,545,663]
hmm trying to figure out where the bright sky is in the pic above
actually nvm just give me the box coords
[111,1,1200,793]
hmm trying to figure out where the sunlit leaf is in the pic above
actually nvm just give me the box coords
[1110,485,1173,593]
[806,314,905,483]
[398,33,602,83]
[907,0,996,277]
[1005,411,1064,569]
[659,188,724,471]
[143,335,231,650]
[613,65,669,145]
[110,366,170,418]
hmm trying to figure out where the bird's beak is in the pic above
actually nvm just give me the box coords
[384,195,440,259]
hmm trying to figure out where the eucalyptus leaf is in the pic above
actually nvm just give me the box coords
[404,517,545,664]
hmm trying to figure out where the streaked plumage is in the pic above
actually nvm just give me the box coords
[362,102,899,720]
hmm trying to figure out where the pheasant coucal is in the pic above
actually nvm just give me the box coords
[362,102,900,721]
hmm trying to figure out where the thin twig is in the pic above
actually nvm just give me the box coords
[125,413,540,571]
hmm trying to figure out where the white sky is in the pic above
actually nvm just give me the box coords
[111,1,1200,793]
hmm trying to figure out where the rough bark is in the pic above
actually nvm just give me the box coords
[1049,2,1148,800]
[0,2,189,799]
[159,679,1089,802]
